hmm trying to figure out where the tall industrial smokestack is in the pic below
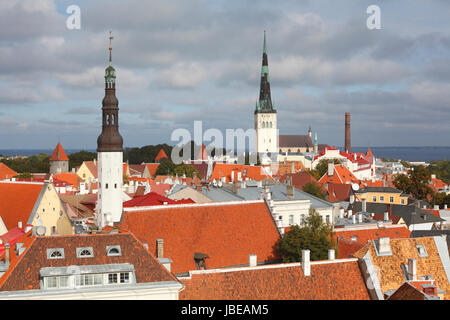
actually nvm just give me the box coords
[345,112,351,154]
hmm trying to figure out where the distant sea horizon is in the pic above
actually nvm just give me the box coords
[0,146,449,162]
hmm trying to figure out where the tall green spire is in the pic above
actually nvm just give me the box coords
[255,30,275,114]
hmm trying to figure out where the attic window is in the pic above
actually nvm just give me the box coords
[106,245,122,257]
[47,248,65,259]
[416,245,428,258]
[351,236,358,241]
[76,247,94,258]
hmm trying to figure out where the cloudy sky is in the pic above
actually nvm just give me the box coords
[1,0,450,150]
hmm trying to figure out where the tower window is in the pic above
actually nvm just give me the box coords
[105,183,108,189]
[111,114,115,125]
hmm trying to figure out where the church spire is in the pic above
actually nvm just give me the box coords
[255,30,275,114]
[97,31,123,153]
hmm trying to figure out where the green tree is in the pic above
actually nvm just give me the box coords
[155,158,176,176]
[13,172,33,179]
[68,150,97,170]
[393,166,434,202]
[302,182,327,200]
[275,209,336,262]
[173,163,200,178]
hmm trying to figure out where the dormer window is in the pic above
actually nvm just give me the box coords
[106,245,122,256]
[47,248,64,259]
[76,247,94,258]
[416,244,428,257]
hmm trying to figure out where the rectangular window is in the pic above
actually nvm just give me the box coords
[372,196,377,202]
[59,276,69,288]
[108,273,118,284]
[120,272,130,284]
[390,196,394,203]
[105,183,108,189]
[289,215,294,225]
[380,196,384,202]
[47,277,57,288]
[401,199,405,204]
[326,215,330,224]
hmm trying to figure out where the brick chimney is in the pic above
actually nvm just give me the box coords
[302,250,311,276]
[345,112,351,153]
[286,184,294,198]
[156,238,164,259]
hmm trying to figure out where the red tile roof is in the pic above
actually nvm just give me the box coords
[326,183,353,202]
[155,149,169,161]
[0,182,43,230]
[149,184,172,196]
[179,259,370,300]
[334,225,411,258]
[0,233,178,292]
[123,192,194,207]
[49,142,69,161]
[0,163,18,180]
[388,281,437,300]
[120,201,281,274]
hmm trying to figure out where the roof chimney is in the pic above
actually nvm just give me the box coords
[249,254,257,267]
[328,161,334,176]
[4,243,10,264]
[384,211,389,221]
[156,238,164,259]
[377,237,392,255]
[302,250,311,276]
[345,112,351,153]
[358,213,363,223]
[291,162,295,174]
[339,208,344,219]
[352,214,356,224]
[328,249,335,260]
[445,204,448,210]
[286,184,294,198]
[348,209,352,217]
[362,199,367,212]
[18,221,22,229]
[408,258,417,281]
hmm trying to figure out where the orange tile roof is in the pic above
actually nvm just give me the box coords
[210,164,271,183]
[49,142,69,161]
[155,149,169,161]
[0,163,18,180]
[334,225,411,258]
[53,172,81,188]
[0,233,178,291]
[319,164,359,185]
[353,237,450,300]
[120,201,281,274]
[429,178,448,192]
[0,182,43,230]
[179,260,370,300]
[144,163,160,177]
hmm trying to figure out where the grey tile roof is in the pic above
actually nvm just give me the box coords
[349,202,443,226]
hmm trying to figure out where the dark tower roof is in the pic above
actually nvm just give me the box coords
[255,30,276,114]
[97,32,123,153]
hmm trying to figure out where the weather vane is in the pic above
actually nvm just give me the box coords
[109,31,113,63]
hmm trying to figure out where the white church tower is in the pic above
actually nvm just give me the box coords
[96,33,123,228]
[255,31,278,162]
